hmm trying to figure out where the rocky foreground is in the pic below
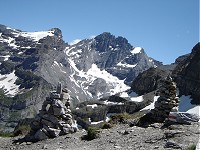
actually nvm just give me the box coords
[0,122,199,150]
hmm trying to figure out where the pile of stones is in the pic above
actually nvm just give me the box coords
[26,83,77,141]
[150,76,179,122]
[137,76,180,126]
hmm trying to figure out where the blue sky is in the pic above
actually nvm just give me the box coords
[1,0,199,64]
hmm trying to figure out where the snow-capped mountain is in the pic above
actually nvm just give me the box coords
[0,25,161,102]
[0,24,162,130]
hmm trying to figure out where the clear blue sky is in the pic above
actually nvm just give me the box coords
[0,0,199,64]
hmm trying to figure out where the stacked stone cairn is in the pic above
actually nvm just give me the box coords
[27,83,77,141]
[137,76,180,126]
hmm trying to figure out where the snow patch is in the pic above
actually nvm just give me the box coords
[91,120,104,125]
[87,64,129,94]
[141,96,159,111]
[0,36,19,49]
[103,100,123,105]
[8,30,54,42]
[0,71,19,96]
[87,104,98,109]
[130,95,143,102]
[131,47,142,55]
[117,62,137,68]
[52,61,67,74]
[178,95,198,112]
[1,55,10,61]
[186,106,200,116]
[69,39,81,45]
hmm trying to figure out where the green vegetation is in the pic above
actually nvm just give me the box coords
[109,112,144,124]
[0,124,31,137]
[0,131,14,137]
[84,127,101,140]
[187,145,196,150]
[101,122,113,129]
[13,124,31,136]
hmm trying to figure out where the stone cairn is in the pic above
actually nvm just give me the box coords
[137,76,180,126]
[26,83,77,141]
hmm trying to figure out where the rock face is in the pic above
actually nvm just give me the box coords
[131,64,176,95]
[137,76,179,126]
[26,83,77,141]
[172,42,200,104]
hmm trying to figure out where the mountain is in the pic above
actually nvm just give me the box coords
[131,42,200,105]
[0,24,161,131]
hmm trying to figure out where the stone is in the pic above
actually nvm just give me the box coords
[42,114,59,125]
[41,119,55,128]
[56,82,62,94]
[164,141,182,149]
[30,120,41,131]
[44,126,61,138]
[50,92,60,99]
[53,107,66,116]
[34,129,48,141]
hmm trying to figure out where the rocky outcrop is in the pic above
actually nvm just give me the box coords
[131,64,176,95]
[172,42,200,104]
[136,76,179,126]
[25,83,77,141]
[72,91,155,128]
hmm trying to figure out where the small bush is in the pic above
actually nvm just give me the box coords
[83,127,101,140]
[101,122,113,129]
[109,113,131,124]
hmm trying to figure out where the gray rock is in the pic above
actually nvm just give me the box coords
[164,141,182,149]
[43,126,61,138]
[34,129,48,141]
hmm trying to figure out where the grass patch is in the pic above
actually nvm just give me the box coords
[187,144,196,150]
[109,112,145,124]
[82,127,101,141]
[0,131,14,137]
[101,122,113,129]
[13,124,31,136]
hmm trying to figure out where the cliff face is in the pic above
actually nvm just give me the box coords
[172,43,200,104]
[131,64,176,95]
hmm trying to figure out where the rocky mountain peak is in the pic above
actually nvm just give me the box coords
[94,32,132,53]
[50,28,62,39]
